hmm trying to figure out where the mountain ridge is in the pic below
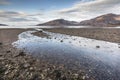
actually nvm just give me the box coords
[79,13,120,27]
[0,24,8,26]
[37,13,120,27]
[37,19,79,26]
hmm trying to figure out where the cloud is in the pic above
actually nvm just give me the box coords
[0,10,40,25]
[0,10,27,18]
[0,0,11,5]
[1,0,120,25]
[55,0,120,21]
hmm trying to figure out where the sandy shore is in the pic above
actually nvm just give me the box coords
[0,29,27,44]
[43,28,120,43]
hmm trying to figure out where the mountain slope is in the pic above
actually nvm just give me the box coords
[37,19,79,26]
[79,13,120,27]
[0,24,8,26]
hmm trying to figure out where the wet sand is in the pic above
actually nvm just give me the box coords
[0,29,27,44]
[43,28,120,43]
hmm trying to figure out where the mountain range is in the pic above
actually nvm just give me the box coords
[79,13,120,27]
[0,24,8,26]
[37,13,120,27]
[37,19,78,26]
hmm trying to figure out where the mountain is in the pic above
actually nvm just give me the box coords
[0,24,8,26]
[79,13,120,27]
[37,19,79,26]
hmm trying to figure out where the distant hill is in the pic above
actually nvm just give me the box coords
[37,19,79,26]
[0,24,8,26]
[37,13,120,27]
[79,13,120,27]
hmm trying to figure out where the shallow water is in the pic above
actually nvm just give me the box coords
[13,29,120,80]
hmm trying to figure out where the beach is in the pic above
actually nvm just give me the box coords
[0,28,120,80]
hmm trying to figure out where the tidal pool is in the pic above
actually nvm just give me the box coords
[13,29,120,80]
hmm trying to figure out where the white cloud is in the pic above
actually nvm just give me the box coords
[0,0,120,25]
[55,0,120,21]
[0,10,41,25]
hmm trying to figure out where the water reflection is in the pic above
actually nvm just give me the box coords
[13,29,120,79]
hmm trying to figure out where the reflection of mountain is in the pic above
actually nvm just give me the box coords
[37,19,79,26]
[0,24,8,26]
[79,13,120,27]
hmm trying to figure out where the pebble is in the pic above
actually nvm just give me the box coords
[0,42,2,45]
[0,57,5,60]
[14,51,26,57]
[60,40,63,42]
[74,73,79,78]
[96,45,100,48]
[82,76,86,79]
[30,67,34,70]
[23,63,30,68]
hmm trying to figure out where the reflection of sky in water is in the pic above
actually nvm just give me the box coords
[13,29,120,70]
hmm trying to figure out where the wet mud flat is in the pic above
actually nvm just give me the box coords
[43,28,120,43]
[13,29,120,80]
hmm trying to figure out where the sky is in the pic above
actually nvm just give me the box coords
[0,0,120,25]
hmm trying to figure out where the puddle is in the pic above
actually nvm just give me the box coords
[12,29,120,79]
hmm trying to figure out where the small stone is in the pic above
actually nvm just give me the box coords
[96,46,100,48]
[0,42,2,45]
[74,73,79,78]
[55,70,61,78]
[6,50,11,53]
[30,67,34,70]
[82,76,86,79]
[4,71,9,75]
[60,40,63,42]
[39,30,43,32]
[41,74,45,79]
[0,57,5,60]
[15,51,26,57]
[23,63,30,68]
[0,54,3,56]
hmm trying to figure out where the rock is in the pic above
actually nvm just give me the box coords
[39,30,43,33]
[0,42,2,45]
[82,76,86,79]
[0,57,5,60]
[62,76,67,80]
[4,70,9,75]
[96,46,100,48]
[60,40,63,42]
[14,51,26,57]
[54,70,62,78]
[29,67,34,71]
[23,63,30,68]
[6,50,11,53]
[0,67,6,74]
[74,73,79,78]
[40,74,45,79]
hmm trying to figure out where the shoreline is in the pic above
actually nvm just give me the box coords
[43,28,120,43]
